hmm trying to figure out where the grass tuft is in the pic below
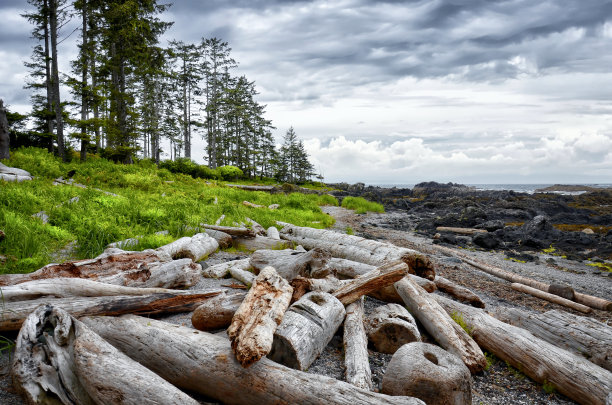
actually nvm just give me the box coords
[341,196,384,214]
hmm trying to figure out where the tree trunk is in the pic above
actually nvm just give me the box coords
[201,224,256,237]
[394,277,487,373]
[43,0,54,152]
[435,295,612,405]
[250,248,331,281]
[511,282,591,313]
[156,232,219,262]
[268,292,345,371]
[49,0,65,161]
[12,305,198,405]
[434,276,485,308]
[233,235,292,252]
[333,261,409,306]
[192,290,247,331]
[227,266,293,367]
[203,228,233,248]
[494,308,612,372]
[343,297,372,390]
[0,99,9,159]
[279,225,434,280]
[82,315,425,404]
[80,0,88,162]
[365,303,421,354]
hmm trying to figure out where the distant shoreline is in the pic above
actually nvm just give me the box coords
[366,183,612,195]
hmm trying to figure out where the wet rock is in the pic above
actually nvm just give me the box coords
[472,232,500,249]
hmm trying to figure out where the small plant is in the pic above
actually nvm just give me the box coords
[484,351,497,371]
[542,380,556,394]
[505,361,525,380]
[542,245,556,254]
[450,311,473,336]
[345,226,354,235]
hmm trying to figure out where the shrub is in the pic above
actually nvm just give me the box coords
[341,196,384,214]
[218,165,243,181]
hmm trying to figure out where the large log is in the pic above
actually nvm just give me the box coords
[268,292,346,370]
[192,290,247,331]
[201,224,256,237]
[494,308,612,372]
[365,303,421,354]
[435,295,612,405]
[82,315,425,404]
[434,276,485,308]
[156,232,219,262]
[368,277,437,304]
[333,261,409,306]
[436,226,487,235]
[343,297,372,390]
[511,282,591,313]
[279,222,435,280]
[250,248,331,281]
[0,248,201,289]
[394,277,486,373]
[227,266,293,367]
[233,235,292,252]
[203,258,251,278]
[12,305,199,405]
[0,290,221,331]
[203,228,233,249]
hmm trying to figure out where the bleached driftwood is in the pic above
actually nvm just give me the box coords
[250,248,331,281]
[201,224,256,237]
[365,303,421,354]
[245,217,266,235]
[343,297,373,390]
[12,306,199,405]
[436,226,487,235]
[435,295,612,405]
[278,222,435,280]
[394,277,486,373]
[202,258,251,278]
[233,235,292,251]
[269,292,345,370]
[494,308,612,372]
[368,275,437,304]
[204,228,233,249]
[266,226,280,239]
[0,290,221,331]
[156,232,218,262]
[227,266,293,367]
[243,201,265,208]
[434,276,485,308]
[192,290,247,331]
[291,276,348,301]
[229,266,255,286]
[511,282,591,313]
[82,315,425,404]
[333,261,409,306]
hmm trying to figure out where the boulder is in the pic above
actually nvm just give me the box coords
[472,232,500,249]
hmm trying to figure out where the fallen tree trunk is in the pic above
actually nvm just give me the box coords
[203,258,252,279]
[192,290,247,331]
[156,232,219,262]
[250,248,331,281]
[279,222,435,280]
[229,266,255,286]
[368,277,437,304]
[435,295,612,405]
[233,235,292,251]
[343,297,372,390]
[204,229,233,249]
[511,282,591,313]
[333,261,409,305]
[227,266,293,367]
[12,305,199,405]
[82,315,425,404]
[245,217,267,235]
[201,224,256,237]
[394,277,486,373]
[494,308,612,372]
[0,290,221,331]
[365,303,421,354]
[436,226,487,235]
[434,276,485,308]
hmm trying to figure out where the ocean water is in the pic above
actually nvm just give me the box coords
[371,184,612,195]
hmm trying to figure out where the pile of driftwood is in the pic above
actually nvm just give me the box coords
[2,222,612,405]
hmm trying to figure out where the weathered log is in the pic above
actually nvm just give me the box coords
[434,245,612,311]
[192,290,247,331]
[269,292,345,370]
[250,248,331,281]
[243,201,265,208]
[203,258,251,278]
[0,248,201,289]
[511,282,591,313]
[365,303,421,354]
[278,222,435,280]
[291,275,348,298]
[156,232,219,261]
[245,217,267,235]
[436,226,487,235]
[266,226,280,239]
[368,276,437,304]
[435,295,612,405]
[0,290,221,331]
[228,266,293,367]
[82,315,424,404]
[201,224,256,237]
[494,308,612,372]
[204,228,233,249]
[233,235,292,251]
[229,266,255,286]
[0,277,176,302]
[343,297,372,390]
[333,261,409,306]
[434,276,485,308]
[394,277,486,373]
[12,305,199,405]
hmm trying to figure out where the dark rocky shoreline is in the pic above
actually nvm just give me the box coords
[329,181,612,265]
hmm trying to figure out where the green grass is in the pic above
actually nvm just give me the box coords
[341,196,384,214]
[450,311,473,336]
[345,226,354,235]
[0,147,338,274]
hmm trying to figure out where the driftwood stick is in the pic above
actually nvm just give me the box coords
[436,295,612,405]
[511,282,591,313]
[434,276,485,308]
[394,277,486,373]
[82,315,425,405]
[343,297,372,390]
[201,224,256,237]
[333,261,409,306]
[227,266,293,367]
[436,226,487,235]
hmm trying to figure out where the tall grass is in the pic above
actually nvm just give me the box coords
[341,196,384,214]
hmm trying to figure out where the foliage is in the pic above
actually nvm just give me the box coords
[450,311,473,336]
[345,226,354,235]
[542,380,556,395]
[217,165,244,181]
[484,351,497,371]
[341,196,384,214]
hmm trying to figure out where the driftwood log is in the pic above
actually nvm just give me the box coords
[0,290,221,331]
[233,235,292,251]
[245,217,267,235]
[227,266,293,367]
[278,222,435,279]
[267,226,280,239]
[434,276,485,308]
[368,277,436,304]
[12,305,199,405]
[156,232,219,262]
[202,258,251,278]
[269,292,345,370]
[394,277,486,373]
[82,315,425,404]
[192,290,247,331]
[250,248,331,281]
[201,224,256,237]
[436,226,487,235]
[229,266,255,286]
[494,308,612,372]
[365,303,421,354]
[511,282,591,313]
[343,297,372,390]
[204,228,233,249]
[435,295,612,405]
[333,261,409,305]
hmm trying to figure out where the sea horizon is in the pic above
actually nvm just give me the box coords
[366,183,612,195]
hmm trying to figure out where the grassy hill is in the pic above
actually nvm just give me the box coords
[0,148,337,275]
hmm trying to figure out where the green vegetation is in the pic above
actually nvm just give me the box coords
[345,226,354,235]
[542,245,556,254]
[542,380,556,395]
[341,196,384,214]
[484,351,498,371]
[586,262,612,272]
[450,311,473,336]
[0,148,337,275]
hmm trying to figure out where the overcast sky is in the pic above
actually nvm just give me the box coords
[2,0,612,184]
